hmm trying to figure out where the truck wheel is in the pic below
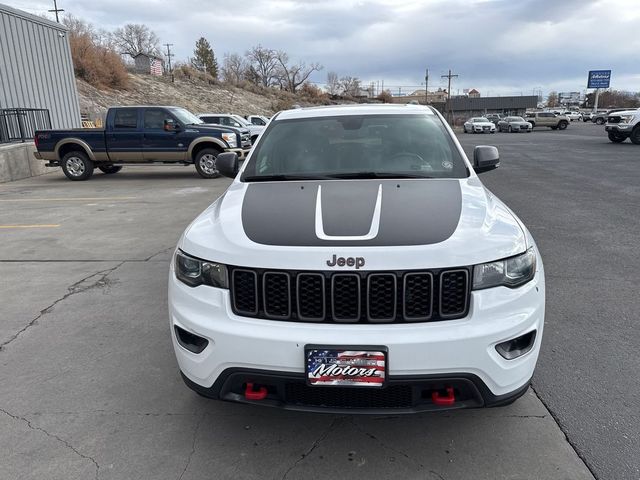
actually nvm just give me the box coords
[595,117,605,125]
[608,132,627,143]
[61,151,93,181]
[630,126,640,145]
[98,165,122,174]
[558,121,568,130]
[195,149,221,179]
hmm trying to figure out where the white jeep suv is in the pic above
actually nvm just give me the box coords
[169,104,545,413]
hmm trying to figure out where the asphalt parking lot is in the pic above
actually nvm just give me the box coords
[0,120,636,480]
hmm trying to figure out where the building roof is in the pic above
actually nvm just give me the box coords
[447,95,538,111]
[468,89,480,94]
[133,52,164,61]
[0,2,67,31]
[276,103,435,120]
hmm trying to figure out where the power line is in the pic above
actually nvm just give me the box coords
[48,0,64,23]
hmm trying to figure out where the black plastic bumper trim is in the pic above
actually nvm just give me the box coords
[180,368,530,414]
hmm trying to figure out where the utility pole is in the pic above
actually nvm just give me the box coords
[48,0,64,22]
[441,69,459,123]
[164,43,174,82]
[424,68,429,105]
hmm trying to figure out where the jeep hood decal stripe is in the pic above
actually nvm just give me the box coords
[241,179,462,247]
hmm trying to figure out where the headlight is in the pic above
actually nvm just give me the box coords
[472,248,536,290]
[620,115,635,124]
[221,133,237,148]
[175,250,228,288]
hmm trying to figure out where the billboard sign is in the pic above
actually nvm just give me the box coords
[587,70,611,89]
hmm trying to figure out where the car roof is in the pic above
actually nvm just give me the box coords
[275,104,436,121]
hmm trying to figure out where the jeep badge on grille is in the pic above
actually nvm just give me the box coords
[326,255,365,269]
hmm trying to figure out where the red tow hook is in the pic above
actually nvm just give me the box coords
[244,382,268,401]
[432,387,456,406]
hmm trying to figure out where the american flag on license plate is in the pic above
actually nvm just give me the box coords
[307,350,386,386]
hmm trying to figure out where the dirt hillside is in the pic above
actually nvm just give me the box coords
[76,73,294,122]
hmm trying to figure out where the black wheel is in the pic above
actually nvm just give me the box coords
[595,117,605,125]
[61,151,93,181]
[558,121,568,130]
[508,125,512,133]
[630,126,640,145]
[98,165,122,174]
[608,132,627,143]
[194,148,221,178]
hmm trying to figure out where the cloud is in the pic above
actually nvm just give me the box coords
[16,0,640,94]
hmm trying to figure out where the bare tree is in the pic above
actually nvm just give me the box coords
[112,24,161,58]
[221,53,247,85]
[275,51,322,93]
[245,45,279,87]
[339,75,362,97]
[546,91,559,108]
[326,71,340,95]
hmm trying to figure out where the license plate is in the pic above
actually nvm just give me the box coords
[305,346,387,388]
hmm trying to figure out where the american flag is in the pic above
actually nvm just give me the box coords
[307,350,386,387]
[149,57,163,76]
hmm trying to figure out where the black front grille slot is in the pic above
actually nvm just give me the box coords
[404,273,433,321]
[297,273,325,321]
[332,274,361,322]
[229,267,470,323]
[607,116,620,124]
[439,270,469,318]
[232,270,258,315]
[285,383,412,409]
[367,274,396,322]
[263,272,290,318]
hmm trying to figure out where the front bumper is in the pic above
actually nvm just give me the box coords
[225,147,251,160]
[169,259,545,411]
[605,124,632,133]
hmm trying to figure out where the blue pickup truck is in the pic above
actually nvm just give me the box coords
[34,106,251,180]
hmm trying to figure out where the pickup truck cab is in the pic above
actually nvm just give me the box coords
[197,113,265,143]
[245,115,270,126]
[169,104,545,413]
[34,106,251,180]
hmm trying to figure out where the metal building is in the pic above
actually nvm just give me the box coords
[0,3,81,129]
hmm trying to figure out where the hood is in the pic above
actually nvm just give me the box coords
[611,109,639,116]
[191,124,249,135]
[180,178,527,271]
[473,121,495,127]
[508,120,529,125]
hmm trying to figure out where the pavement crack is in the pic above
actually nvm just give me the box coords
[282,416,341,479]
[0,262,124,352]
[0,407,100,479]
[145,246,174,262]
[177,412,204,480]
[349,417,425,470]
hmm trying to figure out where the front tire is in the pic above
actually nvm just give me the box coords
[61,151,93,181]
[595,117,605,125]
[630,126,640,145]
[608,132,627,143]
[98,165,122,174]
[558,121,568,130]
[194,148,221,179]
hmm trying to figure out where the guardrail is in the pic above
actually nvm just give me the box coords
[0,108,52,144]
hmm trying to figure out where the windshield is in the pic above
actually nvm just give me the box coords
[169,108,203,125]
[241,114,468,181]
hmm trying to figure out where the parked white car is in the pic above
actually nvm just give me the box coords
[169,104,545,413]
[463,117,496,134]
[563,111,582,121]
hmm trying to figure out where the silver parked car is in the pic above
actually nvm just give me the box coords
[498,116,532,133]
[463,117,496,134]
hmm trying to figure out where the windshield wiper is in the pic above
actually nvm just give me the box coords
[325,171,433,179]
[242,174,333,182]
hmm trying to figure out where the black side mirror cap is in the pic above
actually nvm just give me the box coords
[216,152,239,178]
[473,145,500,173]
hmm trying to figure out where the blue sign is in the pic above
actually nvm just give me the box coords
[587,70,611,89]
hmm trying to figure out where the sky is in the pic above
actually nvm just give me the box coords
[14,0,640,96]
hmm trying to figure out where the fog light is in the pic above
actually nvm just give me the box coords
[174,326,209,354]
[496,330,536,360]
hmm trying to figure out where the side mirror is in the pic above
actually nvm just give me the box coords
[216,152,239,178]
[473,145,500,173]
[164,119,180,132]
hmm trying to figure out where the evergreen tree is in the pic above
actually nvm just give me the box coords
[192,37,218,79]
